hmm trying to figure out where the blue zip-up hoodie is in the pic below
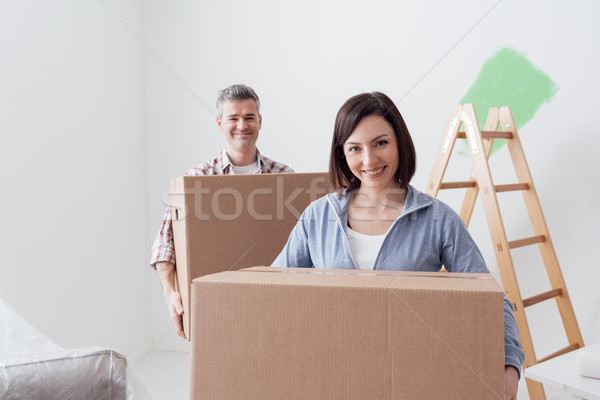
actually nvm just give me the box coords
[272,185,525,374]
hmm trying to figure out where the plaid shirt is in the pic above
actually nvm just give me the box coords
[150,149,293,267]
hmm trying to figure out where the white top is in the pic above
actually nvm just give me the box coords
[231,161,260,175]
[344,227,386,270]
[524,342,600,400]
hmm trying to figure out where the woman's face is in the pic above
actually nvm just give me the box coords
[343,114,399,192]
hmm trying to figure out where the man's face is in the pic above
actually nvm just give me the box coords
[217,99,262,155]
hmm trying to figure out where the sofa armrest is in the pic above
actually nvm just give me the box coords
[0,347,127,400]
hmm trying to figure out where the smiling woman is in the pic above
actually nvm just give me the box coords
[272,91,525,399]
[329,92,416,236]
[330,92,415,196]
[343,116,400,192]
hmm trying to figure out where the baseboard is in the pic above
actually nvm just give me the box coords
[124,336,190,373]
[125,339,156,372]
[154,337,191,353]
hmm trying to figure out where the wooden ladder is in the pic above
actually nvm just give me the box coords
[425,104,584,400]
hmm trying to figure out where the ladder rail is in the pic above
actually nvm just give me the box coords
[425,104,463,198]
[458,107,498,227]
[460,105,539,373]
[499,107,585,349]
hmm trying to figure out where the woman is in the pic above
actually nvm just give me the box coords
[272,92,524,399]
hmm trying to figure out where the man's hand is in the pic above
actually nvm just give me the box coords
[505,365,519,400]
[156,262,186,339]
[163,288,186,339]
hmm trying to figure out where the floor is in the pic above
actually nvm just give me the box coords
[131,349,191,400]
[132,349,563,400]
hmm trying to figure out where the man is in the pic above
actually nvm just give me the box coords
[150,84,293,338]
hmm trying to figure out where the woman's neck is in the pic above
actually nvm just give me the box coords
[347,185,407,235]
[352,185,406,211]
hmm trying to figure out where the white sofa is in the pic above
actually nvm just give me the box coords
[0,298,129,400]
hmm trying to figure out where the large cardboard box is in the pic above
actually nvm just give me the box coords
[191,267,505,399]
[170,173,330,338]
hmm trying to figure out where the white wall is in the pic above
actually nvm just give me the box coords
[0,0,153,357]
[1,0,597,367]
[144,0,600,357]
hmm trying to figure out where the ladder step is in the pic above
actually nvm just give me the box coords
[495,183,529,192]
[523,288,563,308]
[457,131,514,139]
[440,181,477,189]
[537,343,580,364]
[508,234,545,249]
[440,182,529,192]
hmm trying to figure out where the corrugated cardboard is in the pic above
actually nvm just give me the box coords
[170,173,330,338]
[191,267,505,399]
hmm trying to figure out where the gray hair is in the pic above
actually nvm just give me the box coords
[216,84,260,116]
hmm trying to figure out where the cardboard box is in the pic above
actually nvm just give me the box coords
[191,267,505,400]
[170,173,330,338]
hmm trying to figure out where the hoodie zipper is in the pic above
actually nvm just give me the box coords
[326,196,359,269]
[371,201,432,268]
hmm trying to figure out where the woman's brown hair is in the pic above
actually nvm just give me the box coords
[329,92,416,194]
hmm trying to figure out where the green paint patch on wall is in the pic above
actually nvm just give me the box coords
[459,47,559,155]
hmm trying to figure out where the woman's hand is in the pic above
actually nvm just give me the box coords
[505,366,519,399]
